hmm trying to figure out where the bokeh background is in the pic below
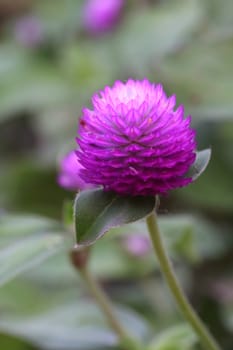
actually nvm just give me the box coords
[0,0,232,349]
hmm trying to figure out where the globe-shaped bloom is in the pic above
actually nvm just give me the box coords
[76,79,196,196]
[83,0,123,35]
[57,151,93,191]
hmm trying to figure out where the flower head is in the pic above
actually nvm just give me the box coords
[57,150,93,191]
[123,234,151,257]
[76,79,196,196]
[83,0,123,35]
[14,16,43,48]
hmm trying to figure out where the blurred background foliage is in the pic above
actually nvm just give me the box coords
[0,0,232,349]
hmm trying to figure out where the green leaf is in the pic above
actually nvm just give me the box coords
[159,40,233,117]
[0,277,149,350]
[187,149,211,180]
[148,324,197,350]
[116,0,203,73]
[204,0,233,32]
[178,148,233,213]
[74,188,156,246]
[0,215,65,287]
[0,334,34,350]
[0,52,73,122]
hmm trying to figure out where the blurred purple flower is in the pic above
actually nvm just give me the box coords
[76,79,197,196]
[83,0,123,35]
[14,15,43,47]
[57,150,93,192]
[123,234,151,257]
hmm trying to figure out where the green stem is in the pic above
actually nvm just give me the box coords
[79,265,141,350]
[146,211,221,350]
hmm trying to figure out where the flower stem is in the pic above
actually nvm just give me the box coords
[79,264,141,350]
[146,211,221,350]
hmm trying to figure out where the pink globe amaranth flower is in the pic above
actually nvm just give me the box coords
[123,234,151,257]
[76,79,197,196]
[83,0,123,35]
[57,151,93,191]
[14,16,43,48]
